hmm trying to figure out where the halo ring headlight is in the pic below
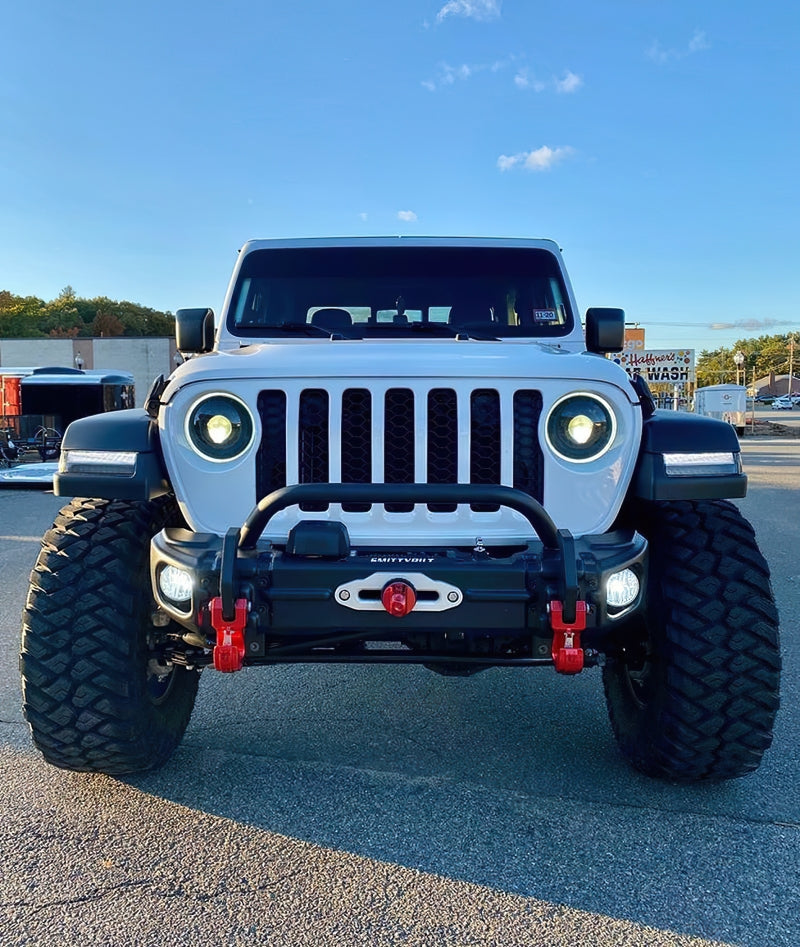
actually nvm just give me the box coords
[186,392,255,462]
[545,392,617,463]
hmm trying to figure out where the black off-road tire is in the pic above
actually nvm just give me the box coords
[20,496,200,774]
[603,499,780,781]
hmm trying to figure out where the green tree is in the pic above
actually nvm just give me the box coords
[696,334,799,388]
[0,295,47,338]
[0,288,175,338]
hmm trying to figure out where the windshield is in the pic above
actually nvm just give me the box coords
[228,246,573,339]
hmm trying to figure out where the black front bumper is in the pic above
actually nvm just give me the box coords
[150,484,647,669]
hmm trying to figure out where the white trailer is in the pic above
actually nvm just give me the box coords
[694,384,747,435]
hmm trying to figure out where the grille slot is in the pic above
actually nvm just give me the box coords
[256,385,544,515]
[341,388,372,512]
[383,388,415,512]
[513,390,544,502]
[427,388,458,512]
[298,389,329,511]
[470,389,501,511]
[256,390,287,496]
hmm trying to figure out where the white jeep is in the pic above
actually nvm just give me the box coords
[20,237,781,780]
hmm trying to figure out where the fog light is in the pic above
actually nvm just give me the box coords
[606,569,639,609]
[159,565,193,604]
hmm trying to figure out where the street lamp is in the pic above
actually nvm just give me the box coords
[733,350,745,386]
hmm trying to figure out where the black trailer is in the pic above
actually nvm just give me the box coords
[20,367,135,430]
[1,367,135,470]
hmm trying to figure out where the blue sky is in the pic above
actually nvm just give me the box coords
[1,0,797,352]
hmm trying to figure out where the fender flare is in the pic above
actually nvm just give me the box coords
[54,409,170,501]
[631,411,746,501]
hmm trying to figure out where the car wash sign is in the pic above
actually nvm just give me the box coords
[611,349,695,384]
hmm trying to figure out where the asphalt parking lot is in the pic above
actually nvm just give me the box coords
[1,436,798,947]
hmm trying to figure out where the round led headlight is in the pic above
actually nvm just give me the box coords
[546,392,616,463]
[186,393,254,462]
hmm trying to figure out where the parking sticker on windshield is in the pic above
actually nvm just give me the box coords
[534,309,558,323]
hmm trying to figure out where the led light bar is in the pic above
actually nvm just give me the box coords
[59,450,138,476]
[662,452,740,477]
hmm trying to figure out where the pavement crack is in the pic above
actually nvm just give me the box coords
[1,879,151,914]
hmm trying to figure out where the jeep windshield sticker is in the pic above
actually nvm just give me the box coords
[534,309,558,322]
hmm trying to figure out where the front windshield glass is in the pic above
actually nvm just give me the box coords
[229,245,573,339]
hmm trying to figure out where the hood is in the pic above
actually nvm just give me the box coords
[165,339,637,402]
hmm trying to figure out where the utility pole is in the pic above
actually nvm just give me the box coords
[789,334,796,396]
[734,350,745,386]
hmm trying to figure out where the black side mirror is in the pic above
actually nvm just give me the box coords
[176,308,215,355]
[585,307,625,354]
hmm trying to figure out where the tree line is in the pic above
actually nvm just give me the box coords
[2,287,794,389]
[695,334,798,389]
[0,286,175,339]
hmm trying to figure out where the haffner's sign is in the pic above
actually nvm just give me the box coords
[612,349,695,383]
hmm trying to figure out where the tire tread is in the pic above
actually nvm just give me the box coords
[20,497,199,774]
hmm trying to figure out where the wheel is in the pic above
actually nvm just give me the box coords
[33,426,62,461]
[603,499,780,781]
[0,434,20,466]
[20,497,200,774]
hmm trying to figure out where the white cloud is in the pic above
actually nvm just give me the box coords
[514,68,582,93]
[710,318,791,331]
[647,29,710,63]
[436,0,501,23]
[554,70,583,94]
[397,210,418,221]
[497,145,575,172]
[446,63,472,83]
[423,61,479,90]
[688,29,710,53]
[514,68,546,92]
[423,54,518,91]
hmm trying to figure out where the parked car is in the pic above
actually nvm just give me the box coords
[771,396,793,410]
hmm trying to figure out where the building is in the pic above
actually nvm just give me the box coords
[753,373,800,398]
[0,337,180,409]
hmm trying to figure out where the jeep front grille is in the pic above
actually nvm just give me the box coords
[256,386,544,512]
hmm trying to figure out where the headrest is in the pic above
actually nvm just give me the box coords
[310,308,352,329]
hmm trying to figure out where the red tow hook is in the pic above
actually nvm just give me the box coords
[209,597,249,672]
[549,600,588,674]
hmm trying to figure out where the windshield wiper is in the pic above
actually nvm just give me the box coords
[406,323,498,341]
[277,321,346,339]
[407,322,500,341]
